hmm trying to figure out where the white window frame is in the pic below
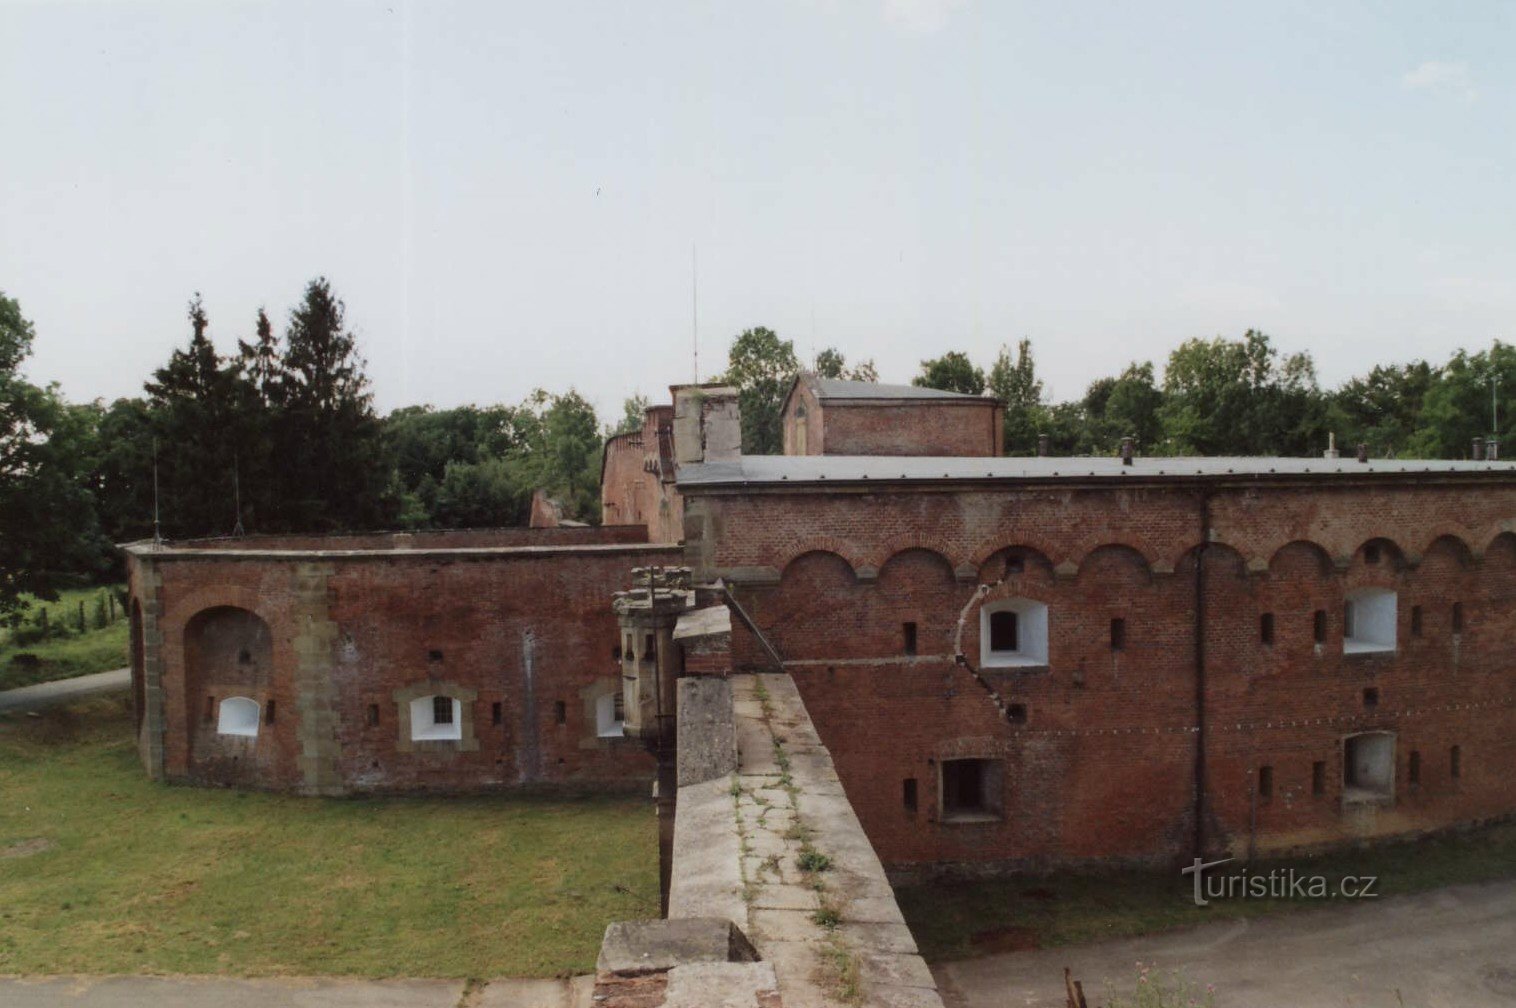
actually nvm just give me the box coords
[1343,588,1397,654]
[410,695,463,741]
[216,696,260,737]
[596,691,625,738]
[980,598,1049,668]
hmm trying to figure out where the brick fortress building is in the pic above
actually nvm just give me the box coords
[125,377,1516,870]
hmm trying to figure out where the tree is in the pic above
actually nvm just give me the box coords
[612,394,650,436]
[1076,361,1164,454]
[1329,361,1434,458]
[987,340,1045,453]
[1159,330,1326,455]
[813,347,878,383]
[0,292,101,614]
[143,294,259,537]
[536,390,602,521]
[721,327,800,455]
[1406,342,1516,458]
[277,277,393,530]
[914,351,985,396]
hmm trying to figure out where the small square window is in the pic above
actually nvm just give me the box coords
[1260,612,1274,645]
[940,758,1003,822]
[1363,687,1379,709]
[989,611,1018,652]
[366,704,379,727]
[1312,760,1326,796]
[433,695,454,725]
[1258,765,1273,799]
[903,778,918,813]
[1110,618,1126,652]
[903,622,918,656]
[427,649,444,662]
[1007,703,1027,724]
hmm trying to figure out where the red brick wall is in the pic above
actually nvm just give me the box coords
[812,401,1002,457]
[134,541,680,793]
[601,410,682,543]
[173,526,648,552]
[689,477,1516,868]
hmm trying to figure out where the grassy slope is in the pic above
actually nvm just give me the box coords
[897,821,1516,962]
[1,586,129,690]
[0,699,657,978]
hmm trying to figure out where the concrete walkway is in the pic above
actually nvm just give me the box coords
[935,877,1516,1008]
[0,975,592,1007]
[0,668,129,713]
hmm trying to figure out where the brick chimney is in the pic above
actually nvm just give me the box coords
[1473,437,1487,461]
[1036,434,1050,457]
[1356,443,1369,463]
[1120,436,1135,466]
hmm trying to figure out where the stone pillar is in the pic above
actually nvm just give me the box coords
[134,557,167,780]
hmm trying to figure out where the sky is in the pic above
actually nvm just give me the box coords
[2,0,1513,418]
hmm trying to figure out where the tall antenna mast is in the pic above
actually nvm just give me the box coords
[152,437,162,546]
[232,454,245,537]
[691,244,699,385]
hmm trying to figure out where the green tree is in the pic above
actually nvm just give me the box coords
[1406,342,1516,458]
[0,292,102,614]
[1328,361,1435,458]
[1159,330,1326,455]
[987,340,1045,453]
[612,394,650,436]
[914,351,985,396]
[277,278,393,530]
[1078,361,1164,454]
[813,347,878,382]
[536,390,602,521]
[143,294,259,537]
[721,327,800,454]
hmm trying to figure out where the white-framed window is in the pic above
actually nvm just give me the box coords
[1343,588,1397,654]
[410,694,463,741]
[596,691,625,738]
[216,696,260,737]
[979,598,1049,667]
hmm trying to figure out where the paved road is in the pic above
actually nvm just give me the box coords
[935,877,1516,1008]
[0,975,592,1007]
[0,668,129,713]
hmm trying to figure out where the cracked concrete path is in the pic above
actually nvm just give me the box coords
[0,975,592,1008]
[0,668,130,713]
[934,877,1516,1008]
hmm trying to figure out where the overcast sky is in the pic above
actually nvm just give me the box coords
[3,1,1512,418]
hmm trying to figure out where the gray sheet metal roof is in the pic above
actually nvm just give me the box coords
[678,454,1516,488]
[812,378,989,402]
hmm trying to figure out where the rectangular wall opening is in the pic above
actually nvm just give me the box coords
[1451,744,1462,779]
[491,701,503,726]
[1260,612,1274,645]
[1313,609,1327,644]
[1411,605,1423,636]
[1110,617,1126,652]
[903,778,918,813]
[902,622,918,656]
[1344,732,1395,803]
[940,758,1004,823]
[1409,749,1421,785]
[1258,765,1273,799]
[1312,760,1326,796]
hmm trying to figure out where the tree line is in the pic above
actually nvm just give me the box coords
[1,279,1510,615]
[716,326,1512,461]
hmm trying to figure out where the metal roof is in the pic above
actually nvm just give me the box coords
[810,378,990,402]
[677,454,1516,488]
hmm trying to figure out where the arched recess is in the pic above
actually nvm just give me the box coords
[183,606,277,783]
[974,544,1057,584]
[772,550,864,660]
[778,541,866,580]
[1075,543,1155,583]
[1421,534,1476,569]
[876,548,963,657]
[1064,535,1162,575]
[1485,531,1516,567]
[1266,540,1336,579]
[1351,536,1408,570]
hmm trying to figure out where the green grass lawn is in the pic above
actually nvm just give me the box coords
[897,822,1516,962]
[0,698,657,978]
[1,586,129,690]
